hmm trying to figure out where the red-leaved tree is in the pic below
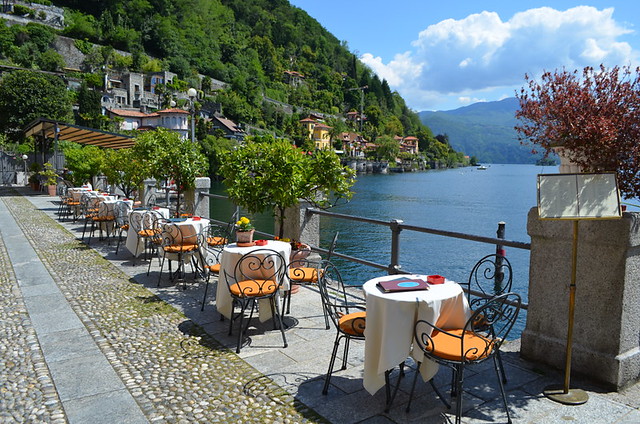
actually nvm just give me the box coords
[515,65,640,199]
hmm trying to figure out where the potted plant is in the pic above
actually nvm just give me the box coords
[235,216,255,246]
[28,162,42,190]
[40,162,58,196]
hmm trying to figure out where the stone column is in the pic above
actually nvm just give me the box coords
[522,207,640,390]
[184,177,210,218]
[142,178,156,207]
[275,200,319,248]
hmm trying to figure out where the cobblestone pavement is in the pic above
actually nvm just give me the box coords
[0,188,326,423]
[0,216,66,423]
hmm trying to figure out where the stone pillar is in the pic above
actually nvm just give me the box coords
[185,177,210,219]
[522,207,640,390]
[275,200,319,248]
[142,178,156,207]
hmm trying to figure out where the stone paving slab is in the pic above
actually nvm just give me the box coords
[5,186,640,423]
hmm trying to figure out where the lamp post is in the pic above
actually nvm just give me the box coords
[22,154,28,185]
[187,87,197,143]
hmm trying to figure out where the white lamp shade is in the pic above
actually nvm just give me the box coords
[187,88,197,98]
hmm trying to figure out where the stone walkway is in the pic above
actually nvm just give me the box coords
[3,186,640,423]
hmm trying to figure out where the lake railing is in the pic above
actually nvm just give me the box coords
[198,192,530,309]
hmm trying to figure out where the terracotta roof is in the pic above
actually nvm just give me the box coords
[157,108,189,114]
[314,122,332,129]
[213,116,243,133]
[404,136,418,141]
[108,109,148,118]
[299,118,316,123]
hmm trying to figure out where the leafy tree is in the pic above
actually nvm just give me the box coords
[102,148,148,200]
[133,128,208,216]
[37,48,66,71]
[374,135,400,161]
[61,142,104,186]
[0,70,73,141]
[516,65,640,198]
[219,138,355,238]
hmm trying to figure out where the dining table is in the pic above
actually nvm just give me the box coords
[362,274,471,395]
[125,207,171,256]
[216,240,291,322]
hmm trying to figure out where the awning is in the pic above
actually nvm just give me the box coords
[23,118,135,149]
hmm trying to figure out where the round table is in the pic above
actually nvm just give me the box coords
[216,240,291,322]
[362,274,471,395]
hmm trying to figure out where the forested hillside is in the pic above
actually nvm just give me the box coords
[419,98,543,164]
[41,0,434,146]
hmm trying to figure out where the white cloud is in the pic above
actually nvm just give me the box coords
[361,6,637,110]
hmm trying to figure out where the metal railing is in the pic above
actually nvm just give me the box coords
[199,192,530,309]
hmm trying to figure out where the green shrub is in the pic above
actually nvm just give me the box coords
[13,5,34,16]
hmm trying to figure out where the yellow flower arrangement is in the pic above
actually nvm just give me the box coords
[236,216,255,232]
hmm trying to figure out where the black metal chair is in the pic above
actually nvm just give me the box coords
[156,222,200,289]
[205,221,234,248]
[317,260,366,395]
[223,248,288,353]
[200,233,224,311]
[114,201,131,255]
[407,292,521,424]
[130,210,163,266]
[282,231,339,328]
[460,253,513,384]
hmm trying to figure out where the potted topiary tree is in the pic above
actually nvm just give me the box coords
[40,162,58,196]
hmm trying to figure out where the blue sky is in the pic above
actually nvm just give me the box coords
[289,1,640,111]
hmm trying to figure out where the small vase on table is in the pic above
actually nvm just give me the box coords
[236,229,255,247]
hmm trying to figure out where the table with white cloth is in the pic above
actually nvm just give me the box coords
[68,187,92,202]
[216,240,291,322]
[362,274,471,395]
[125,207,171,256]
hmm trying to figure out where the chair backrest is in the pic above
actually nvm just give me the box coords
[159,222,198,247]
[326,231,339,261]
[463,254,513,310]
[225,249,287,298]
[317,260,365,336]
[414,292,521,365]
[114,201,131,226]
[206,222,233,247]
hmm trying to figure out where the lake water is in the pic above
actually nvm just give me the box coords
[211,163,561,337]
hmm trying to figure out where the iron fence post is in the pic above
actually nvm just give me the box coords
[495,221,506,291]
[389,219,403,274]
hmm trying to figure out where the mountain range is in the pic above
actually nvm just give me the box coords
[419,97,543,164]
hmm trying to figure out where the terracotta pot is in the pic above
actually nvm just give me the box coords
[236,229,255,246]
[47,185,57,196]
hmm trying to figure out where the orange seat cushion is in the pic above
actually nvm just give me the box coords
[288,267,318,282]
[428,329,494,361]
[138,229,158,237]
[207,236,228,246]
[163,243,197,253]
[121,224,129,231]
[206,263,221,273]
[230,280,278,297]
[93,215,114,221]
[338,311,366,336]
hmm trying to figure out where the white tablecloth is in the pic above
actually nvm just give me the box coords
[125,207,170,256]
[216,240,291,322]
[363,274,471,395]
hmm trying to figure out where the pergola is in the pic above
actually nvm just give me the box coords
[23,118,135,150]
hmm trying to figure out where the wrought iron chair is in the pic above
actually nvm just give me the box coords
[205,221,234,248]
[460,253,513,384]
[114,201,132,255]
[282,231,339,328]
[317,260,366,395]
[200,236,223,311]
[130,210,163,266]
[156,222,200,289]
[223,248,288,353]
[407,292,521,424]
